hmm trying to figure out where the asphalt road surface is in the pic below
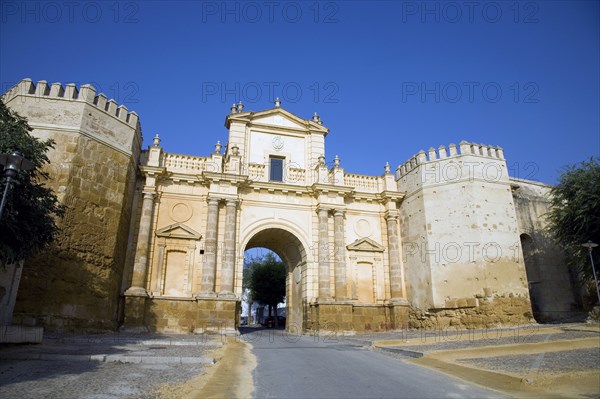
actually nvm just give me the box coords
[243,328,507,399]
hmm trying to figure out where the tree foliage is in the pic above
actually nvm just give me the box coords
[0,99,63,265]
[547,157,600,303]
[244,252,286,316]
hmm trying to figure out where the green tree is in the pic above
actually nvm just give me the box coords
[547,157,600,307]
[244,252,286,326]
[0,99,63,265]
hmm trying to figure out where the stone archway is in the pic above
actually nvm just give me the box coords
[243,228,308,332]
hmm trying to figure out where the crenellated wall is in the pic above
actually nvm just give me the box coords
[2,79,139,129]
[2,79,568,333]
[397,140,532,326]
[2,79,142,331]
[396,141,505,179]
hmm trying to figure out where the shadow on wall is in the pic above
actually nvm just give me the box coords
[12,247,122,332]
[520,233,584,323]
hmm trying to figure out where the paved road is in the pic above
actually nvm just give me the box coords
[244,328,507,399]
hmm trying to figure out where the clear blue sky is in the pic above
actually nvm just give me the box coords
[1,1,598,184]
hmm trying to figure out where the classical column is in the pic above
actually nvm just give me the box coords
[333,209,347,300]
[126,191,156,296]
[386,212,404,299]
[199,197,220,295]
[318,207,331,300]
[220,199,238,296]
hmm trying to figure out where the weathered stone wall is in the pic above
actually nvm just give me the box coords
[352,305,391,332]
[397,169,433,309]
[511,178,578,320]
[146,298,238,334]
[310,303,354,332]
[3,80,141,331]
[124,297,238,334]
[308,303,408,333]
[409,295,532,329]
[397,143,531,326]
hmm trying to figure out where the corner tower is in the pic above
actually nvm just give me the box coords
[2,79,141,331]
[397,141,532,328]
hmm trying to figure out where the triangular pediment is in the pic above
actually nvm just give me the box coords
[155,223,201,240]
[253,112,306,130]
[347,238,385,252]
[226,107,328,134]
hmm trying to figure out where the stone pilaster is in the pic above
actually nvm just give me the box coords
[220,199,238,296]
[317,207,331,301]
[198,197,220,296]
[386,211,404,300]
[125,191,155,296]
[333,209,347,300]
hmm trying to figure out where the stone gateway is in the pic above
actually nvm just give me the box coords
[1,80,578,334]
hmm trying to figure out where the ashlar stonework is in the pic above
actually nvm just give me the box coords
[1,80,578,334]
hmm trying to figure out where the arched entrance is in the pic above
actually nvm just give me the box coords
[243,227,307,332]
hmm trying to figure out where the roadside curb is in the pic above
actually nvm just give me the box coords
[44,338,224,347]
[337,338,373,347]
[338,337,427,358]
[375,346,425,358]
[1,352,216,364]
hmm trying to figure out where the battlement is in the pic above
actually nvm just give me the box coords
[396,140,505,178]
[1,78,139,129]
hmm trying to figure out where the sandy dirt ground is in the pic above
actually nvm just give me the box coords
[405,336,600,398]
[150,337,256,399]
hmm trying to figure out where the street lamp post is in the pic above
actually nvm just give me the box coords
[582,241,600,305]
[0,151,35,221]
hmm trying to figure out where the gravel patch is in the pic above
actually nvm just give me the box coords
[0,359,206,399]
[458,348,600,375]
[0,333,220,398]
[2,342,214,358]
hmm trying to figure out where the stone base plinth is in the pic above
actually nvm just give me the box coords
[0,325,43,343]
[352,304,392,332]
[122,295,240,334]
[186,297,239,334]
[390,301,410,330]
[121,295,149,332]
[122,295,411,335]
[308,301,410,334]
[311,303,354,333]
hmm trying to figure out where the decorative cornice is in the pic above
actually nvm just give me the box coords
[378,190,405,203]
[140,165,166,177]
[166,173,201,185]
[248,182,308,196]
[202,171,249,186]
[310,183,354,197]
